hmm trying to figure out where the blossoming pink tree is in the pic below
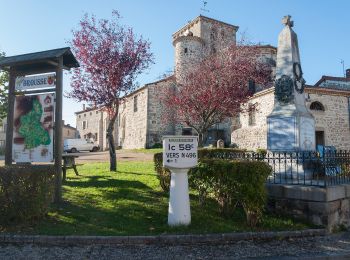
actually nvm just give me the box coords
[69,11,153,171]
[163,45,272,147]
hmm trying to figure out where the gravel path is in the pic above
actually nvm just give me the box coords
[1,233,350,259]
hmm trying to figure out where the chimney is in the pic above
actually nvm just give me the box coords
[83,104,86,110]
[346,69,350,78]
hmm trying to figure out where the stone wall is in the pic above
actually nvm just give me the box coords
[146,79,176,148]
[117,87,148,149]
[267,184,350,231]
[231,89,275,150]
[76,108,112,150]
[306,92,350,150]
[232,88,350,151]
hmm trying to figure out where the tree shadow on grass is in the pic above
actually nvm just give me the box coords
[37,195,170,236]
[65,177,150,190]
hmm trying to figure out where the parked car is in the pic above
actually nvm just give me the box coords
[63,139,100,153]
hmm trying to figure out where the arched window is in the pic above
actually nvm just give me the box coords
[310,101,325,111]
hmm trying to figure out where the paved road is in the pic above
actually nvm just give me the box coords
[66,150,154,163]
[1,233,350,259]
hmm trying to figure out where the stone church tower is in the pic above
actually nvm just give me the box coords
[172,16,239,84]
[113,16,277,149]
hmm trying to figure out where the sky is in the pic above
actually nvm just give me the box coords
[0,0,349,126]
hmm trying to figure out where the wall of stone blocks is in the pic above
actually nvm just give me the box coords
[267,184,350,231]
[76,108,112,151]
[146,81,176,148]
[232,89,350,151]
[117,88,148,149]
[231,89,275,150]
[306,93,350,150]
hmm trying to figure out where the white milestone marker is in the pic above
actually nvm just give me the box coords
[163,136,198,226]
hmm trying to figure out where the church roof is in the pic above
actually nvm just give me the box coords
[172,15,239,39]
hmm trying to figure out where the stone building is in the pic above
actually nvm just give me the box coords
[62,121,79,141]
[231,70,350,150]
[75,105,117,151]
[115,15,276,149]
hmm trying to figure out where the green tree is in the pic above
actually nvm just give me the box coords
[0,51,9,120]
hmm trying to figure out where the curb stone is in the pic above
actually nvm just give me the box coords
[0,229,326,246]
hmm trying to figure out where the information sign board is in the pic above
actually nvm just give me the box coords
[15,73,56,91]
[163,136,198,169]
[12,93,55,162]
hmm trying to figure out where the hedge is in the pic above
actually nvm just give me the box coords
[154,149,272,226]
[0,165,55,225]
[154,148,247,192]
[190,159,271,226]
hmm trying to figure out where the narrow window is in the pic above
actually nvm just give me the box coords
[134,95,138,112]
[248,105,256,126]
[83,121,87,130]
[184,47,188,54]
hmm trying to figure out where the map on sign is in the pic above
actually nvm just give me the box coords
[12,94,55,163]
[163,136,198,169]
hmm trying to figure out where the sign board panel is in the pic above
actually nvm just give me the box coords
[15,73,56,91]
[12,93,55,162]
[267,116,296,151]
[163,136,198,169]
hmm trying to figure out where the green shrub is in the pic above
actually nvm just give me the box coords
[154,152,171,192]
[153,149,271,226]
[0,165,55,225]
[190,159,271,226]
[256,148,267,160]
[151,143,163,149]
[154,148,247,192]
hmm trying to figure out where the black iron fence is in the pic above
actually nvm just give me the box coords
[202,149,350,187]
[263,150,350,187]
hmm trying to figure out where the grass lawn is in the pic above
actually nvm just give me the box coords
[7,161,312,236]
[122,148,162,154]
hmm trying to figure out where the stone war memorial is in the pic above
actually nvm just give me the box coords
[267,15,315,153]
[266,16,350,231]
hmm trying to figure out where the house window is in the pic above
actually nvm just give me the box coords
[232,114,241,130]
[79,115,81,118]
[84,114,86,117]
[96,111,99,114]
[90,112,92,116]
[83,121,87,130]
[310,101,325,111]
[248,105,256,126]
[184,47,188,54]
[95,133,98,141]
[134,95,138,112]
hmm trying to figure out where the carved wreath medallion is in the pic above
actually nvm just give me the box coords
[275,75,294,104]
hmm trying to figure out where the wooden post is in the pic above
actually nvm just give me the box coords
[54,57,63,203]
[5,68,16,165]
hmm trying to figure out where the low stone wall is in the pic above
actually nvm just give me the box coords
[267,184,350,231]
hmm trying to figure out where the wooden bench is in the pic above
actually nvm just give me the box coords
[62,154,79,181]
